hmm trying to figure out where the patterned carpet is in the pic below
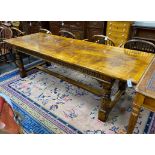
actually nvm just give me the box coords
[0,61,154,134]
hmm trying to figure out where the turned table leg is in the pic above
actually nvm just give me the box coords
[127,93,144,134]
[98,80,114,122]
[15,51,27,78]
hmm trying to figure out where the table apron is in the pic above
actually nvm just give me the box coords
[15,47,114,83]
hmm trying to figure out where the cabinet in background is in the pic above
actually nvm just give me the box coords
[131,25,155,44]
[20,21,41,34]
[20,21,107,40]
[106,21,132,46]
[49,21,107,40]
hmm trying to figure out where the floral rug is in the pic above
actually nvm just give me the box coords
[0,61,154,134]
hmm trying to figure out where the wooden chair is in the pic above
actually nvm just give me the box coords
[0,26,4,42]
[0,26,13,41]
[91,35,115,46]
[11,27,25,38]
[39,28,51,34]
[0,42,11,63]
[2,21,11,27]
[124,39,155,54]
[59,30,76,39]
[0,26,4,32]
[11,21,20,28]
[0,27,13,64]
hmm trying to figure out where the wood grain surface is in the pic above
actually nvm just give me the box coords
[5,33,154,84]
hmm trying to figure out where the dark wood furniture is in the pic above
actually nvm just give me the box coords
[0,26,13,64]
[124,39,155,54]
[91,35,115,46]
[131,25,155,44]
[59,30,76,39]
[0,26,13,40]
[49,21,106,40]
[85,22,107,40]
[0,26,4,32]
[19,21,107,40]
[19,21,41,34]
[20,22,52,35]
[0,26,4,42]
[19,21,29,34]
[5,33,154,122]
[1,22,11,27]
[39,28,51,34]
[49,22,62,36]
[49,21,85,39]
[11,27,25,38]
[40,21,50,30]
[29,22,41,34]
[127,57,155,133]
[61,21,85,39]
[0,42,11,63]
[11,21,20,28]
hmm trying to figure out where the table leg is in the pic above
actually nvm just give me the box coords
[118,81,126,94]
[127,93,144,134]
[98,80,114,122]
[15,51,27,78]
[118,81,126,112]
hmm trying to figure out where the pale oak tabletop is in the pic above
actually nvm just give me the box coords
[5,33,154,84]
